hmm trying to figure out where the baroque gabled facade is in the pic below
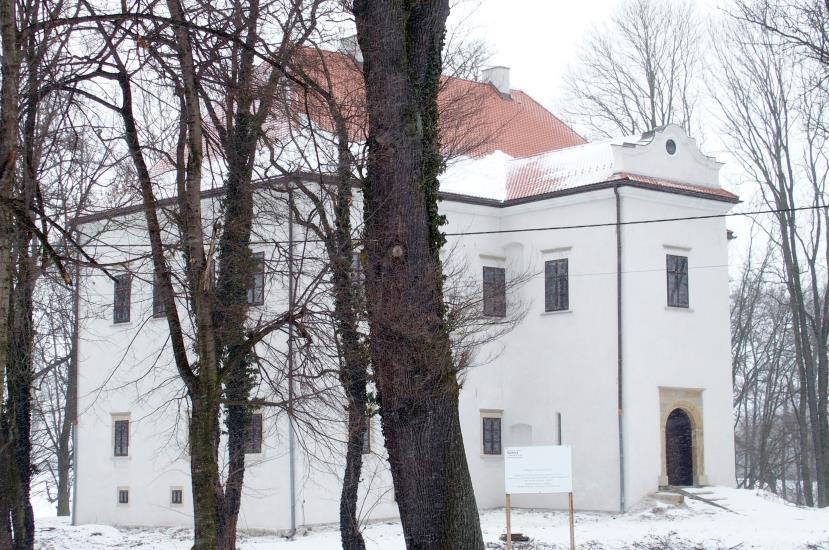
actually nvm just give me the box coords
[73,60,737,530]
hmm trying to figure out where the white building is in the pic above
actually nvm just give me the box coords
[73,61,737,530]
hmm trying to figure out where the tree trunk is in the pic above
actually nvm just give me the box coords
[0,424,13,550]
[56,269,79,517]
[0,0,19,540]
[778,211,828,506]
[7,135,37,548]
[218,368,250,550]
[212,149,256,550]
[353,2,484,547]
[189,388,222,550]
[798,382,815,506]
[816,344,829,504]
[55,415,71,516]
[7,259,35,550]
[331,228,367,550]
[339,403,367,550]
[330,102,368,550]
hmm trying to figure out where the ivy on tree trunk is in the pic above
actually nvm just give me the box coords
[353,1,484,548]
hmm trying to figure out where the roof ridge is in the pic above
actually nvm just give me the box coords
[508,139,609,161]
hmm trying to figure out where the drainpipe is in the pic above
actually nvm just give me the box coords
[287,186,297,536]
[614,184,626,514]
[70,239,80,525]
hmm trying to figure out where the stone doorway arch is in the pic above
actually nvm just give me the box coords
[659,387,707,487]
[666,408,693,485]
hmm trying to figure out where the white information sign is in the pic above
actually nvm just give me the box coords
[504,445,572,494]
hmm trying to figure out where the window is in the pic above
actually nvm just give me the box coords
[544,259,569,312]
[184,415,192,455]
[482,414,502,456]
[666,254,689,308]
[247,252,265,306]
[361,416,371,455]
[118,488,129,504]
[244,412,263,454]
[208,260,217,290]
[152,274,166,318]
[113,419,129,457]
[351,250,364,285]
[171,488,183,505]
[113,274,131,323]
[482,266,506,317]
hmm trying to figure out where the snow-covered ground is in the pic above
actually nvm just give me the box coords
[34,487,829,549]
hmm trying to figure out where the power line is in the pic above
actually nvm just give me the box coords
[443,204,825,238]
[121,261,730,282]
[76,203,826,250]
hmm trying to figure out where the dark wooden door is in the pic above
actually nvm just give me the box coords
[666,408,694,486]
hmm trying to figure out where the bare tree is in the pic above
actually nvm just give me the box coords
[274,22,496,545]
[27,111,112,517]
[0,0,106,544]
[562,0,702,139]
[731,237,808,501]
[67,1,341,547]
[715,15,829,506]
[0,0,21,539]
[735,0,829,73]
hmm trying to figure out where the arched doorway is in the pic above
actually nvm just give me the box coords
[665,408,694,486]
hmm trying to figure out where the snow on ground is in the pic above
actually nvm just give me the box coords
[34,487,829,549]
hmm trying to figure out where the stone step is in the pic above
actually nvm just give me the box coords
[499,533,530,542]
[652,491,685,505]
[687,490,714,495]
[673,488,737,513]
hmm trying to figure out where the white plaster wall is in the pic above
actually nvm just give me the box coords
[618,187,737,508]
[612,125,723,188]
[74,198,400,530]
[74,183,736,529]
[450,191,623,513]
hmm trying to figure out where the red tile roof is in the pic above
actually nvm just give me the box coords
[612,173,739,202]
[294,49,586,159]
[505,162,738,203]
[437,78,587,158]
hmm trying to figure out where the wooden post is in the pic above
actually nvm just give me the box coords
[505,493,513,550]
[568,492,575,550]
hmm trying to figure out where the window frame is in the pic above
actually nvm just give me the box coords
[113,416,130,458]
[480,410,503,456]
[113,273,132,324]
[351,250,365,285]
[544,258,569,312]
[361,415,371,455]
[666,254,689,308]
[170,487,183,506]
[244,412,263,454]
[117,487,130,505]
[152,274,166,318]
[247,252,266,306]
[482,266,507,318]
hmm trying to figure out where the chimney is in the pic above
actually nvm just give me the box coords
[482,66,511,97]
[338,35,363,63]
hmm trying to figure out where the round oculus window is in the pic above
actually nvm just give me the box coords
[666,139,677,155]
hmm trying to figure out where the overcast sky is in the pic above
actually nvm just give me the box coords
[456,0,726,112]
[454,0,617,110]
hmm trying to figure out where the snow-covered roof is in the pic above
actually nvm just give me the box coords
[440,125,738,203]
